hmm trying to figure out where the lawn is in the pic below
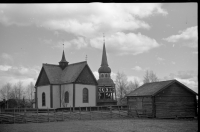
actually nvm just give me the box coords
[0,118,198,132]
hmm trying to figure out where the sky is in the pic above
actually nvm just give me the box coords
[0,3,198,93]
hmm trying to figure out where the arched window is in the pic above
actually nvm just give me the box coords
[105,74,107,77]
[65,91,69,103]
[42,92,45,106]
[83,88,89,103]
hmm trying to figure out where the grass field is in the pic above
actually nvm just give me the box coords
[0,118,198,132]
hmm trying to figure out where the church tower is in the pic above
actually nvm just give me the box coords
[97,36,117,106]
[59,50,68,70]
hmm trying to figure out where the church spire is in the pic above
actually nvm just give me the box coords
[101,42,108,66]
[98,34,111,73]
[59,44,68,70]
[60,50,67,63]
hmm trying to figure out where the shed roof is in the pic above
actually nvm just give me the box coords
[126,80,197,97]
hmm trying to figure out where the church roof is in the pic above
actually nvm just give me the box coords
[43,64,62,84]
[41,61,88,84]
[60,61,87,83]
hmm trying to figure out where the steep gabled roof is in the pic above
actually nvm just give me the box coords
[43,64,62,84]
[36,61,89,86]
[60,61,87,83]
[126,80,197,97]
[35,67,51,86]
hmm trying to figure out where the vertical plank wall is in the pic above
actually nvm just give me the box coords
[128,96,153,117]
[155,83,197,118]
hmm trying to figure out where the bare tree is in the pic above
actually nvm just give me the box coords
[0,83,12,100]
[143,70,159,84]
[26,82,35,100]
[115,72,128,100]
[128,79,140,93]
[12,81,24,107]
[13,81,24,99]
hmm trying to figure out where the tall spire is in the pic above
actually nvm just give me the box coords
[101,42,108,66]
[98,34,111,73]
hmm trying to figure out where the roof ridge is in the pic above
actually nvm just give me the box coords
[43,61,87,67]
[43,63,59,66]
[126,79,178,97]
[68,61,87,66]
[145,79,176,84]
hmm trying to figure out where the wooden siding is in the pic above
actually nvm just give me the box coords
[128,96,153,117]
[75,65,97,85]
[155,83,197,118]
[36,68,50,86]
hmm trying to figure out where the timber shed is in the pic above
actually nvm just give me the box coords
[126,80,198,118]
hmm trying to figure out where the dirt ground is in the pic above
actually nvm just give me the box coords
[0,118,198,132]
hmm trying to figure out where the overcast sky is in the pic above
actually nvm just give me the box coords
[0,3,198,93]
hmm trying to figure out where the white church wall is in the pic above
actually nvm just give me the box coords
[61,84,73,108]
[53,85,60,109]
[37,85,50,109]
[75,84,96,107]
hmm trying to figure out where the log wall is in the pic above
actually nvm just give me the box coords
[155,83,197,118]
[127,96,153,117]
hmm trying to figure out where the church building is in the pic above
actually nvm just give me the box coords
[35,40,116,109]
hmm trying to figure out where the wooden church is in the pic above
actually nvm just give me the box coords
[35,41,117,109]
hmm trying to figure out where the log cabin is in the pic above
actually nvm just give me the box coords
[126,80,197,118]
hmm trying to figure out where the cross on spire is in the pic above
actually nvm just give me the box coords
[103,33,105,44]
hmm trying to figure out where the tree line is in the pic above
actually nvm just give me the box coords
[0,81,35,108]
[0,70,159,107]
[115,70,159,104]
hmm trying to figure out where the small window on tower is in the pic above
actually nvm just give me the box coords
[101,74,104,78]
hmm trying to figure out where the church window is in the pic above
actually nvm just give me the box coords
[83,88,89,103]
[105,74,107,77]
[42,92,45,106]
[65,91,69,103]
